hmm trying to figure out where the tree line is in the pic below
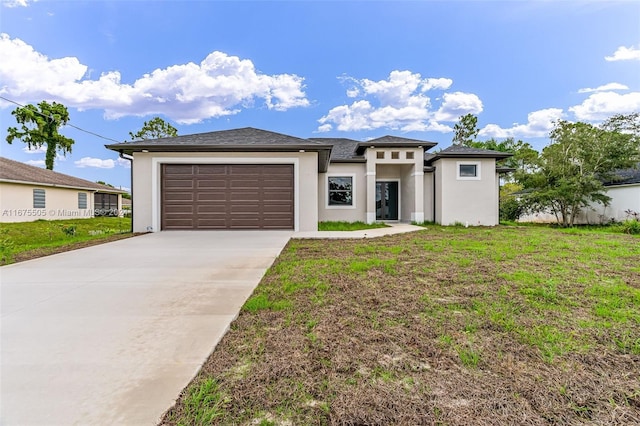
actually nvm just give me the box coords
[452,113,640,226]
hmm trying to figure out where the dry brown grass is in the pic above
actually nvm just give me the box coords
[162,226,640,425]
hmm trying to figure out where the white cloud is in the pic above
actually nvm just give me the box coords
[0,33,309,124]
[74,157,115,169]
[2,0,35,7]
[25,159,45,167]
[569,91,640,121]
[605,45,640,62]
[577,82,629,94]
[479,108,564,138]
[116,157,131,168]
[22,146,46,154]
[318,71,480,133]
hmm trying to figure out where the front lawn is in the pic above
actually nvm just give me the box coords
[318,221,389,231]
[162,226,640,425]
[0,217,133,265]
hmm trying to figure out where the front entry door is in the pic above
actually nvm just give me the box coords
[376,181,399,220]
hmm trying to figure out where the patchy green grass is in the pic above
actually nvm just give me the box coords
[318,221,389,231]
[162,226,640,425]
[0,217,132,265]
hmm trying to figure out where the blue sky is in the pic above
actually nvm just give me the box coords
[1,0,639,191]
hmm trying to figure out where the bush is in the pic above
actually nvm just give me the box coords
[620,219,640,235]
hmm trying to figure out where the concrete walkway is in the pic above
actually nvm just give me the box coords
[1,231,292,426]
[293,222,425,239]
[0,224,423,425]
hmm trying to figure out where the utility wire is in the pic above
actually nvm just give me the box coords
[0,95,123,143]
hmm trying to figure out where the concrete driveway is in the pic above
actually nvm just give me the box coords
[1,231,292,426]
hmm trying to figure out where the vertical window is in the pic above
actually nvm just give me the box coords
[459,164,477,177]
[78,192,87,209]
[328,176,353,206]
[33,189,45,208]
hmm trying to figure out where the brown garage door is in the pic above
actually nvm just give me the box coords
[161,164,294,230]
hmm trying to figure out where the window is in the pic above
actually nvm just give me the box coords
[457,161,481,180]
[459,164,477,177]
[33,189,45,208]
[406,152,414,160]
[95,193,118,216]
[376,151,385,159]
[328,176,353,206]
[391,151,400,159]
[78,192,87,209]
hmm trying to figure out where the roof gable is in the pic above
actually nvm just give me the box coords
[0,157,125,193]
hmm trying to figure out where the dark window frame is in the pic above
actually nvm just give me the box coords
[328,176,354,206]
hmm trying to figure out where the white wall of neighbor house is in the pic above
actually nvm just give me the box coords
[423,172,434,222]
[520,184,640,224]
[132,151,319,232]
[434,158,499,226]
[318,163,366,223]
[0,182,95,223]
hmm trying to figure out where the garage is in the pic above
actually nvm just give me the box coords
[161,164,294,230]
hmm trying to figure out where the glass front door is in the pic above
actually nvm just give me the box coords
[376,181,399,220]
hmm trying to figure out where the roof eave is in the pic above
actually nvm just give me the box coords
[355,142,438,155]
[106,144,333,173]
[0,178,126,193]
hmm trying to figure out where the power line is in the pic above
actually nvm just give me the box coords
[0,96,123,143]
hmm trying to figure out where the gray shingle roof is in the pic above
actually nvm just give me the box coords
[0,157,126,193]
[606,164,640,186]
[106,127,334,172]
[107,127,328,150]
[424,145,512,165]
[356,135,437,155]
[309,137,364,162]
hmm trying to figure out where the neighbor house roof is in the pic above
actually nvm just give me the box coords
[424,145,512,165]
[605,164,640,187]
[0,157,126,193]
[106,127,334,172]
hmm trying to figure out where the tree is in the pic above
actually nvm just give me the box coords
[469,137,539,183]
[6,101,74,170]
[129,117,178,141]
[452,113,479,146]
[522,114,640,227]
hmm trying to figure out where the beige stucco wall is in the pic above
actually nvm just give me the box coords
[434,158,499,226]
[520,184,640,224]
[131,151,319,232]
[0,182,95,223]
[318,163,367,222]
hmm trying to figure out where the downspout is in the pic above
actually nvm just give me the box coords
[119,150,134,233]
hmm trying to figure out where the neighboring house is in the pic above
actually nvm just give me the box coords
[520,165,640,224]
[0,157,126,223]
[106,127,511,232]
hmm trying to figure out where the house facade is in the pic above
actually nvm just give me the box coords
[0,157,126,223]
[106,127,511,232]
